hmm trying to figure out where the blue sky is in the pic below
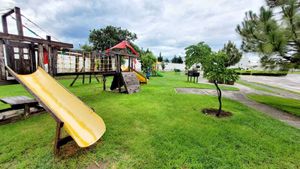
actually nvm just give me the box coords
[0,0,264,60]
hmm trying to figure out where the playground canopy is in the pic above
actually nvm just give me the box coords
[105,40,139,57]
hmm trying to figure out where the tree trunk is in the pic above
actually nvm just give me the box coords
[214,80,222,117]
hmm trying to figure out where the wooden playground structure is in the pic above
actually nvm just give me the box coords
[0,7,147,153]
[0,7,144,94]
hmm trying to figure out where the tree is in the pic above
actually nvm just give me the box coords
[171,55,177,63]
[202,52,227,116]
[157,52,163,62]
[221,41,243,67]
[81,43,93,52]
[141,51,156,72]
[89,25,137,50]
[164,58,170,63]
[177,56,184,63]
[185,42,212,69]
[236,0,300,69]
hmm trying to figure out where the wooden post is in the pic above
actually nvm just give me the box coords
[128,57,131,71]
[38,44,45,69]
[0,40,5,80]
[15,7,24,36]
[75,56,79,72]
[54,121,63,154]
[29,43,36,72]
[103,76,106,91]
[2,16,8,34]
[82,52,85,84]
[46,36,53,75]
[15,7,25,74]
[52,48,58,75]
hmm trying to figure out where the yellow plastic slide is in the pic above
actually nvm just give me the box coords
[122,67,147,84]
[6,67,106,148]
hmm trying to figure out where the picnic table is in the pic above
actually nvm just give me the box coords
[0,96,43,118]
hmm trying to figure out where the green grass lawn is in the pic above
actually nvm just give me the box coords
[0,72,300,168]
[237,80,276,94]
[247,94,300,117]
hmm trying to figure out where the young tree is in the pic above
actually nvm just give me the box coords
[221,41,243,67]
[89,25,137,50]
[236,0,300,69]
[202,52,227,116]
[185,42,212,69]
[157,52,163,62]
[141,52,156,72]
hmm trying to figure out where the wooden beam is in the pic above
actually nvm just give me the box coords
[1,9,14,18]
[52,48,58,75]
[1,16,8,34]
[0,40,5,80]
[38,44,44,69]
[0,32,73,48]
[14,7,23,36]
[46,36,53,75]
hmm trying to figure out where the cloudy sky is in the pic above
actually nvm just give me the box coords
[0,0,265,60]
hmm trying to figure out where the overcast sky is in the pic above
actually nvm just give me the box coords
[0,0,265,60]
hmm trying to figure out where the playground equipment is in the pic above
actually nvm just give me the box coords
[152,70,164,77]
[6,66,106,153]
[0,7,142,94]
[122,66,147,84]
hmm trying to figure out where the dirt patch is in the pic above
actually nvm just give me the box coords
[86,161,109,169]
[202,108,232,118]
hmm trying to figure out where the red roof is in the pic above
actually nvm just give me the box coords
[106,40,139,56]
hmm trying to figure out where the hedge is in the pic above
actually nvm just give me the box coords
[236,70,288,76]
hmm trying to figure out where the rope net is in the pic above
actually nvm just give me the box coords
[57,51,117,73]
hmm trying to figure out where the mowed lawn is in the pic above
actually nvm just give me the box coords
[0,72,299,169]
[247,94,300,117]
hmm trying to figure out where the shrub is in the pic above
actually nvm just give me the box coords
[174,69,181,72]
[236,70,288,76]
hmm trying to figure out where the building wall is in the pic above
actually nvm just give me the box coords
[157,62,186,71]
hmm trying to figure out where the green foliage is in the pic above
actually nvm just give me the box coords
[185,42,212,68]
[203,52,239,84]
[236,0,300,69]
[171,55,184,63]
[5,73,300,168]
[141,52,156,72]
[221,41,243,67]
[236,70,288,76]
[157,52,163,62]
[164,58,170,63]
[89,25,137,50]
[80,43,93,52]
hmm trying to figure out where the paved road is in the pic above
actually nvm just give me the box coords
[240,74,300,93]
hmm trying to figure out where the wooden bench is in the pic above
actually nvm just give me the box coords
[0,96,43,121]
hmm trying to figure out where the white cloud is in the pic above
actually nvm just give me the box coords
[0,0,265,60]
